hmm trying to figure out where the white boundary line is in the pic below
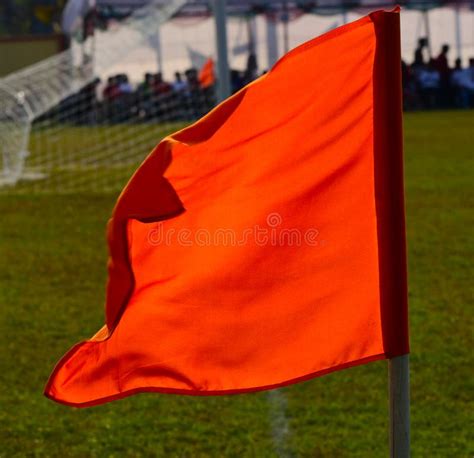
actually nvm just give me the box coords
[267,389,292,458]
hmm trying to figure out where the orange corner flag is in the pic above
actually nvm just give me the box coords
[199,57,215,88]
[45,9,408,407]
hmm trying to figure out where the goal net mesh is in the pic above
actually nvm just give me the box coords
[0,0,215,194]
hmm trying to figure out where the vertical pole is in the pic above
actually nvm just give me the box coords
[265,14,279,68]
[212,0,231,102]
[423,10,432,59]
[148,26,163,75]
[282,0,290,54]
[247,15,256,55]
[454,5,462,60]
[156,25,163,75]
[389,354,410,458]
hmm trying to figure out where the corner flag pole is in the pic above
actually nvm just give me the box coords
[212,0,231,102]
[389,354,410,458]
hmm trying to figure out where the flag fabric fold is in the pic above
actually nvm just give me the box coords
[45,9,408,408]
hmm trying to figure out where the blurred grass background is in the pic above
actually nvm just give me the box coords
[0,111,473,457]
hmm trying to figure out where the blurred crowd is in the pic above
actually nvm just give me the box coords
[65,67,216,125]
[99,68,215,123]
[44,55,260,126]
[403,38,474,110]
[40,44,474,127]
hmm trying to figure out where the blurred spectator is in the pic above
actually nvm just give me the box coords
[138,73,153,92]
[414,37,429,67]
[417,59,440,109]
[153,73,172,95]
[244,53,258,84]
[103,76,120,100]
[451,58,465,107]
[402,60,419,110]
[435,44,451,107]
[452,58,474,108]
[172,72,188,92]
[136,73,155,120]
[435,44,450,75]
[184,68,200,92]
[118,74,133,94]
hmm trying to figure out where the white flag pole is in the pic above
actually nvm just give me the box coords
[389,354,410,458]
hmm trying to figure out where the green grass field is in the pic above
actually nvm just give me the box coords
[0,111,473,457]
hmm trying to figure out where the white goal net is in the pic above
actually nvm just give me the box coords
[0,0,216,193]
